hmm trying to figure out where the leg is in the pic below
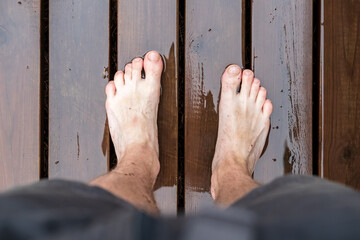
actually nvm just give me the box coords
[211,66,273,207]
[90,51,163,214]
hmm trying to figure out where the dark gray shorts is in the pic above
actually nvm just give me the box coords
[1,175,359,240]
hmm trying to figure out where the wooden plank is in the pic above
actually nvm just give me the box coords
[0,0,40,190]
[321,0,360,189]
[117,0,178,215]
[252,0,313,183]
[49,1,109,182]
[185,0,245,213]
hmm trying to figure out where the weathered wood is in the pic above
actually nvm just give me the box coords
[49,0,109,182]
[117,0,178,215]
[321,0,360,189]
[252,0,313,183]
[185,0,245,213]
[0,0,40,190]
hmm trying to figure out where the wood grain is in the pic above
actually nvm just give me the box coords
[321,0,360,189]
[0,0,40,190]
[49,0,109,182]
[117,0,178,215]
[185,0,245,213]
[252,0,313,183]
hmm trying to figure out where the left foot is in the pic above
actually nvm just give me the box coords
[90,52,163,214]
[105,51,163,176]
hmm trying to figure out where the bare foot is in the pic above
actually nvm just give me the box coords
[105,51,163,179]
[90,51,163,214]
[211,65,273,206]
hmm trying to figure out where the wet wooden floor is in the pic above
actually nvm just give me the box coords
[0,0,359,215]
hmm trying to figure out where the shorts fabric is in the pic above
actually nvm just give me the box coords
[0,175,359,240]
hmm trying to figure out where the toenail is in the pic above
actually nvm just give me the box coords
[244,70,252,75]
[148,52,160,62]
[228,66,240,75]
[134,58,141,62]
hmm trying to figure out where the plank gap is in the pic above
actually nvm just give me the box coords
[109,0,118,171]
[177,0,186,215]
[244,0,252,69]
[313,0,321,176]
[40,0,49,179]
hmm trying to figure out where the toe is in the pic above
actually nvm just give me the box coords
[256,87,267,109]
[144,51,163,81]
[239,69,254,98]
[131,57,144,81]
[249,78,260,100]
[124,63,132,82]
[114,71,124,89]
[263,99,273,118]
[221,65,242,96]
[105,81,116,98]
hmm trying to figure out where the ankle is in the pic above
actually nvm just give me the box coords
[117,142,159,161]
[211,162,258,206]
[213,153,251,176]
[211,156,254,204]
[114,143,160,182]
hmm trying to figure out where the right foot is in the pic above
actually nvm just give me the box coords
[211,66,273,198]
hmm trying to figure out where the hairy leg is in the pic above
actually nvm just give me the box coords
[211,66,273,207]
[90,51,163,214]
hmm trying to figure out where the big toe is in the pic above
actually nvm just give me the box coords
[144,51,163,82]
[221,65,242,97]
